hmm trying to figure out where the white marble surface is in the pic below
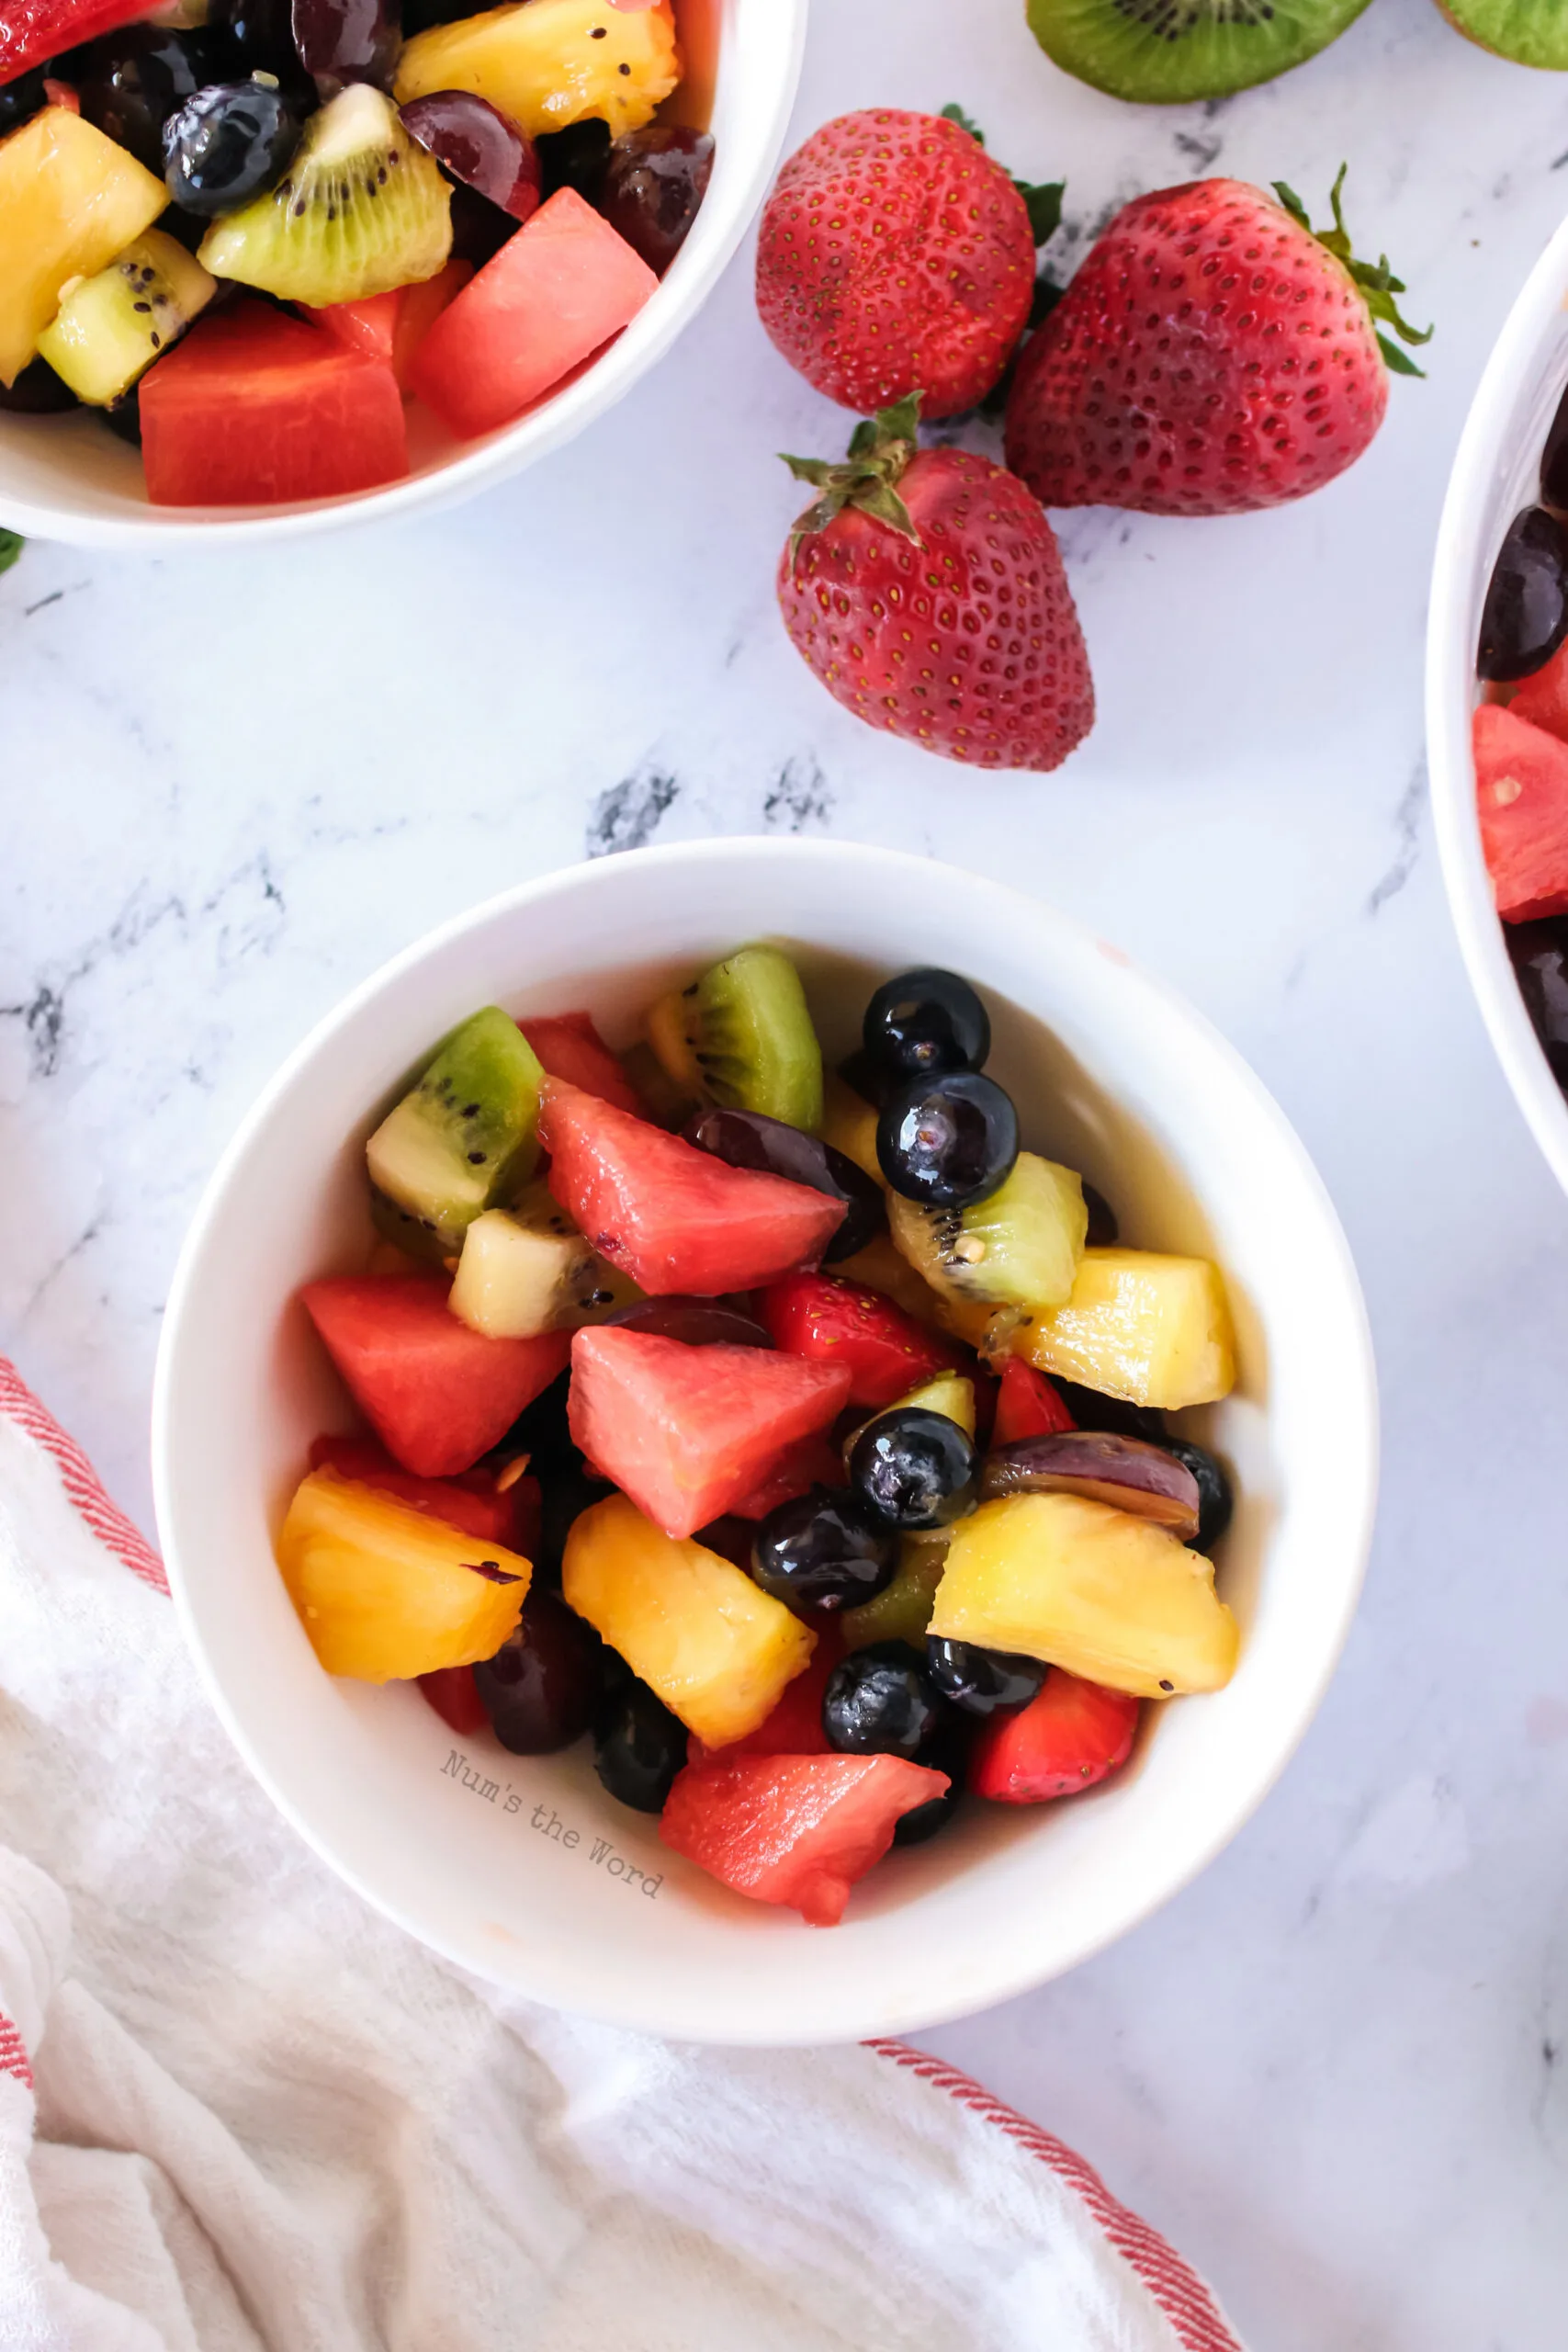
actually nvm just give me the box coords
[5,0,1568,2342]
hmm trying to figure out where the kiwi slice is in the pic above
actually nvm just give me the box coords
[366,1007,543,1253]
[198,84,452,308]
[890,1151,1087,1317]
[1439,0,1568,67]
[1026,0,1371,102]
[646,944,824,1132]
[449,1187,639,1338]
[37,231,215,406]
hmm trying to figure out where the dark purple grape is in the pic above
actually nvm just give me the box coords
[1542,381,1568,513]
[1508,915,1568,1094]
[863,967,989,1086]
[164,78,303,216]
[823,1641,944,1759]
[893,1713,969,1845]
[604,1295,774,1348]
[71,26,225,174]
[849,1407,976,1531]
[925,1637,1045,1719]
[979,1430,1201,1539]
[0,66,47,135]
[594,1677,687,1812]
[876,1069,1018,1208]
[750,1487,897,1612]
[1082,1181,1118,1248]
[1478,506,1568,684]
[1159,1438,1234,1554]
[473,1589,603,1754]
[0,358,78,414]
[291,0,400,86]
[401,90,541,220]
[685,1105,885,1262]
[537,117,610,200]
[598,124,713,274]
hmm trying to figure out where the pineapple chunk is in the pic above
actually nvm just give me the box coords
[395,0,680,139]
[0,108,168,386]
[819,1073,883,1186]
[1015,1246,1235,1409]
[563,1492,814,1747]
[276,1469,529,1682]
[930,1492,1238,1698]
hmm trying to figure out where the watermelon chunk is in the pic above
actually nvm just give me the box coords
[1507,643,1568,745]
[141,301,407,508]
[307,1431,540,1554]
[409,187,658,440]
[1473,702,1568,923]
[569,1326,852,1539]
[660,1753,949,1926]
[307,259,473,388]
[727,1431,846,1521]
[1,0,152,86]
[301,1274,569,1476]
[539,1079,846,1295]
[519,1012,643,1115]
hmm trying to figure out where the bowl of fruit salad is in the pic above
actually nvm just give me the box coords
[152,839,1376,2042]
[0,0,802,539]
[1428,210,1568,1194]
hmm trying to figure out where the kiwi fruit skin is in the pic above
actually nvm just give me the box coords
[366,1007,543,1253]
[38,231,215,404]
[890,1151,1088,1316]
[1026,0,1373,103]
[649,944,824,1134]
[1438,0,1568,67]
[198,84,452,307]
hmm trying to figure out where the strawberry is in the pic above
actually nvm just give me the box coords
[1004,170,1430,518]
[755,107,1038,420]
[776,395,1094,773]
[758,1267,968,1409]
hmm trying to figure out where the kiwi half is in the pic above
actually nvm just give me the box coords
[198,84,451,307]
[646,944,824,1132]
[366,1006,543,1253]
[1026,0,1371,102]
[1438,0,1568,68]
[449,1187,640,1338]
[38,230,215,405]
[890,1151,1087,1317]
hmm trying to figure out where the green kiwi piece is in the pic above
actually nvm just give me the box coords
[1438,0,1568,68]
[449,1185,640,1338]
[653,944,824,1132]
[1026,0,1372,103]
[841,1531,951,1652]
[366,1007,543,1253]
[198,84,451,308]
[889,1151,1087,1315]
[38,230,215,405]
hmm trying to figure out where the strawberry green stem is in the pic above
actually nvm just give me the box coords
[1272,166,1432,379]
[780,395,925,562]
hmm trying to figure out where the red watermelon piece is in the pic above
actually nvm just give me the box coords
[969,1670,1139,1804]
[568,1326,852,1539]
[307,260,473,388]
[1507,644,1568,745]
[1473,702,1568,923]
[660,1753,949,1925]
[992,1358,1076,1446]
[301,1274,569,1477]
[518,1012,643,1115]
[539,1079,846,1296]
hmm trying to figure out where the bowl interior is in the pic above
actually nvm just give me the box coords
[1428,211,1568,1193]
[152,841,1376,2043]
[0,0,803,545]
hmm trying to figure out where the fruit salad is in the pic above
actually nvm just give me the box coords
[0,0,712,503]
[276,952,1243,1928]
[1472,383,1568,1093]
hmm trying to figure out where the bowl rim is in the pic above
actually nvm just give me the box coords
[0,0,809,548]
[1427,209,1568,1197]
[151,839,1380,2041]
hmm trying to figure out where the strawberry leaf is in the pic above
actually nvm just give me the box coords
[0,529,20,577]
[1271,166,1432,368]
[781,396,924,563]
[1015,177,1064,246]
[941,101,985,144]
[1377,332,1426,379]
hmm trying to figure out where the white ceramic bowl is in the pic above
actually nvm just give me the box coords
[1428,212,1568,1194]
[0,0,805,548]
[152,839,1377,2045]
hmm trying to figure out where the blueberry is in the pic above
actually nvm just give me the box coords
[593,1677,687,1813]
[0,67,48,136]
[72,26,225,176]
[876,1069,1019,1207]
[474,1590,603,1754]
[164,76,302,217]
[1158,1439,1234,1553]
[822,1640,944,1759]
[893,1712,971,1845]
[849,1407,976,1531]
[925,1636,1046,1718]
[863,967,990,1085]
[750,1487,897,1612]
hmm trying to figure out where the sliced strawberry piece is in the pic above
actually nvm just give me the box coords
[1473,703,1568,922]
[758,1271,967,1408]
[519,1012,644,1115]
[538,1078,845,1295]
[301,1274,569,1478]
[992,1357,1076,1445]
[568,1326,851,1540]
[727,1430,846,1521]
[660,1752,948,1925]
[688,1627,840,1764]
[1,0,152,85]
[418,1665,490,1736]
[969,1668,1139,1804]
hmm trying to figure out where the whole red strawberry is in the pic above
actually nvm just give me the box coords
[1005,171,1429,517]
[777,397,1094,773]
[756,108,1037,420]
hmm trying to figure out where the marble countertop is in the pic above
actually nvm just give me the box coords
[6,0,1568,2342]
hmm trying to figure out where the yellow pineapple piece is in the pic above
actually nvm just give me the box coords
[0,109,167,386]
[819,1073,882,1185]
[276,1469,529,1682]
[563,1492,814,1747]
[930,1491,1238,1698]
[395,0,680,139]
[1015,1246,1235,1409]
